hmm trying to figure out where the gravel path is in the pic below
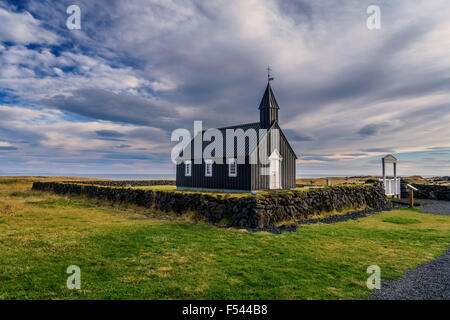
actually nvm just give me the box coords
[370,248,450,300]
[420,199,450,215]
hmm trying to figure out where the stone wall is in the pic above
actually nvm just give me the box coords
[401,183,450,201]
[32,182,388,229]
[68,180,176,187]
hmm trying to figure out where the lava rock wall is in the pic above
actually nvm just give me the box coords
[32,182,388,229]
[69,180,176,187]
[401,183,450,201]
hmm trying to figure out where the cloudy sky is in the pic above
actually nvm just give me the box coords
[0,0,449,177]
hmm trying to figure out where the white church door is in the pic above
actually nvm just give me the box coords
[269,150,282,189]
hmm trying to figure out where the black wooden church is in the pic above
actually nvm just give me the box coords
[176,79,297,192]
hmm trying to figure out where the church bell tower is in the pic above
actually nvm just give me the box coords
[259,67,280,128]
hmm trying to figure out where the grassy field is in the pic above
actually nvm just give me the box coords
[133,185,314,197]
[296,177,373,186]
[296,176,450,186]
[0,177,449,299]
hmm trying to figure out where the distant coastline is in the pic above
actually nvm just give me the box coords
[0,173,441,180]
[0,174,176,181]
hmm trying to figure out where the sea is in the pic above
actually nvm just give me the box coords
[2,171,439,180]
[51,174,177,180]
[0,173,386,180]
[0,173,176,180]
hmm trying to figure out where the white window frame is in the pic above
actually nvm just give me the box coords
[228,158,237,177]
[205,159,213,177]
[185,160,191,177]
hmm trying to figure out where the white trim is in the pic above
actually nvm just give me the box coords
[184,160,191,177]
[382,154,397,163]
[269,149,282,160]
[228,158,237,177]
[205,159,213,177]
[269,150,281,189]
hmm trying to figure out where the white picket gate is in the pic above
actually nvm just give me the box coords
[379,178,401,197]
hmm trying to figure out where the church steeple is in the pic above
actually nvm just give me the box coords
[259,80,280,128]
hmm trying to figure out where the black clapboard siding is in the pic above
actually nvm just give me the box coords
[177,129,296,191]
[177,157,251,190]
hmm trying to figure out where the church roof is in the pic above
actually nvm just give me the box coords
[258,82,280,110]
[181,122,264,160]
[179,121,297,161]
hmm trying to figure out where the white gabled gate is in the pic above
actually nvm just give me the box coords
[381,154,400,198]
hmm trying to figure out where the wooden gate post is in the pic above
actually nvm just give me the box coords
[406,184,418,208]
[409,189,414,208]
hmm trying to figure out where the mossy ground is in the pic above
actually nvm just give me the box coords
[0,177,449,299]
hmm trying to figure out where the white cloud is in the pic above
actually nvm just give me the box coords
[0,8,59,44]
[0,141,12,147]
[0,105,169,156]
[1,1,449,175]
[0,45,152,100]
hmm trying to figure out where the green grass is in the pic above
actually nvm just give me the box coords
[0,177,449,299]
[0,179,20,185]
[61,182,363,198]
[130,185,315,199]
[132,185,256,197]
[131,184,363,197]
[25,198,96,208]
[10,191,44,198]
[382,216,422,225]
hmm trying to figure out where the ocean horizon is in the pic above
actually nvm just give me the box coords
[1,173,437,180]
[0,173,177,180]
